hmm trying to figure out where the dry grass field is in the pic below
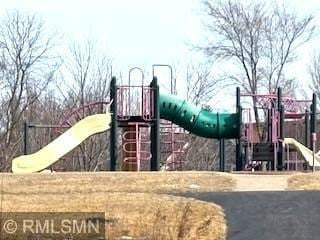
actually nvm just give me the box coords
[1,171,235,194]
[0,171,232,239]
[287,172,320,190]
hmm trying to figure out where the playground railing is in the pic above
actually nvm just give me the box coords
[278,139,291,171]
[117,86,154,121]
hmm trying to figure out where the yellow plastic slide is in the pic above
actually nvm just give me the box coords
[12,113,111,173]
[283,138,320,167]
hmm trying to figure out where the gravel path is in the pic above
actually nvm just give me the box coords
[232,174,291,191]
[214,172,301,191]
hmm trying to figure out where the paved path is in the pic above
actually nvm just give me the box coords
[185,191,320,240]
[231,174,291,191]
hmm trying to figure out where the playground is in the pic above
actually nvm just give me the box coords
[12,65,320,173]
[7,65,320,239]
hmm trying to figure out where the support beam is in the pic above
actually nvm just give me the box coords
[219,139,225,172]
[23,121,29,155]
[277,88,284,170]
[267,108,272,142]
[110,77,118,171]
[150,77,160,171]
[310,93,317,148]
[305,109,310,147]
[236,87,242,171]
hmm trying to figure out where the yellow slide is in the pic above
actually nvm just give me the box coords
[283,138,320,167]
[12,113,111,173]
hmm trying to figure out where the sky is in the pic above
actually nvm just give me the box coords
[1,0,320,110]
[0,0,203,68]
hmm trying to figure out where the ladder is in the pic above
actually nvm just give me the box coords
[160,120,186,170]
[122,123,152,171]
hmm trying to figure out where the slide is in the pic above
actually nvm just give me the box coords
[283,138,320,167]
[159,92,239,139]
[12,113,111,173]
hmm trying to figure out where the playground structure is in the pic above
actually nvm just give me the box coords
[11,65,320,173]
[109,65,239,171]
[239,89,318,171]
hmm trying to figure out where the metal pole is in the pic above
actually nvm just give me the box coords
[152,64,174,94]
[310,94,317,149]
[236,87,242,171]
[23,121,29,155]
[136,124,140,171]
[244,142,248,170]
[110,77,118,171]
[286,144,290,171]
[312,132,316,173]
[305,109,310,147]
[277,87,284,170]
[150,77,160,171]
[129,67,144,86]
[219,139,225,172]
[27,124,69,128]
[267,108,272,142]
[274,143,277,171]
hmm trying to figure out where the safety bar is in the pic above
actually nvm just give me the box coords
[278,139,291,171]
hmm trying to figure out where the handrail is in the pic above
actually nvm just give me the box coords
[58,101,112,131]
[278,139,290,171]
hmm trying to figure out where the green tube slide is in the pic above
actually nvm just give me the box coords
[159,92,239,139]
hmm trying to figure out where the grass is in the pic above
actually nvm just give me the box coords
[287,172,320,190]
[1,171,235,195]
[0,171,232,239]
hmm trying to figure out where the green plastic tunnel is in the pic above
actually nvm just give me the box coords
[159,92,239,139]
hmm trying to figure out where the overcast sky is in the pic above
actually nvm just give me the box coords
[0,0,203,69]
[1,0,320,109]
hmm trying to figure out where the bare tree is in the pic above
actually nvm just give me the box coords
[309,51,320,103]
[200,0,314,140]
[185,62,220,106]
[0,11,59,170]
[56,40,112,171]
[58,40,112,108]
[24,92,65,161]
